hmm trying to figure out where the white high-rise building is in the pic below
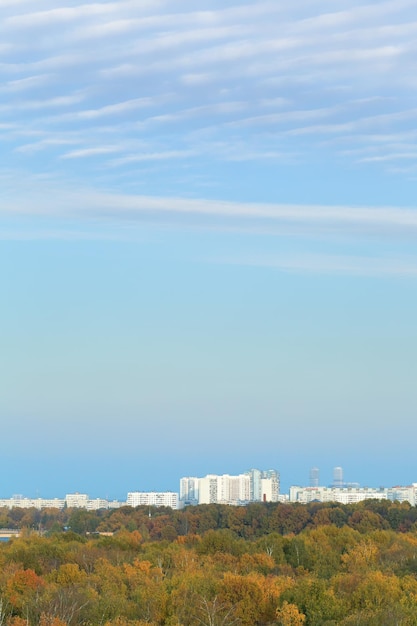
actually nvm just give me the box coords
[238,473,251,502]
[180,477,199,504]
[261,469,280,502]
[198,475,218,504]
[247,469,262,501]
[261,477,278,502]
[184,469,280,506]
[309,467,319,488]
[216,475,229,503]
[246,469,280,503]
[333,467,344,488]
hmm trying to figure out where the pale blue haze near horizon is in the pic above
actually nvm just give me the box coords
[1,0,417,499]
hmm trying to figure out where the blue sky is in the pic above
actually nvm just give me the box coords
[1,0,417,498]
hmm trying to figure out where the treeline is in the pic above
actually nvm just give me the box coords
[1,501,417,624]
[2,498,417,538]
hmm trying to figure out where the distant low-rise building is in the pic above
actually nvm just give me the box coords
[65,493,89,508]
[0,496,66,509]
[289,486,388,504]
[126,492,179,509]
[87,498,111,511]
[0,494,121,511]
[387,484,417,506]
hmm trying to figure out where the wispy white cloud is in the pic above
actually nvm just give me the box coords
[1,74,53,92]
[15,137,82,153]
[61,145,126,159]
[358,152,417,163]
[106,150,197,166]
[79,195,417,231]
[226,106,342,129]
[53,96,170,122]
[2,0,417,218]
[2,180,417,233]
[2,179,417,278]
[4,3,121,28]
[221,253,417,277]
[0,94,85,113]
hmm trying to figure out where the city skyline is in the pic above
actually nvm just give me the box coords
[0,464,416,503]
[2,0,417,496]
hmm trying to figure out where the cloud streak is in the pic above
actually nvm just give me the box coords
[2,0,417,260]
[3,183,417,278]
[2,181,417,233]
[221,253,417,278]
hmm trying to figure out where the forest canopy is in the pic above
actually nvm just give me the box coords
[0,500,417,625]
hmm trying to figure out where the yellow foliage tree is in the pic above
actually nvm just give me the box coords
[6,618,28,626]
[55,564,86,586]
[276,601,306,626]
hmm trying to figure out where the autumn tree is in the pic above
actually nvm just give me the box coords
[276,601,305,626]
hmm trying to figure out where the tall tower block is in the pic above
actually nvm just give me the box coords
[309,467,319,487]
[333,466,344,488]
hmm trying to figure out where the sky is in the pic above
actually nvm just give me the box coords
[1,0,417,498]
